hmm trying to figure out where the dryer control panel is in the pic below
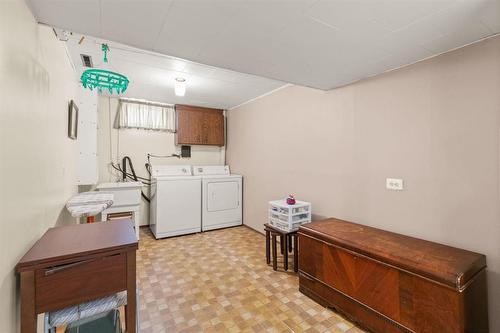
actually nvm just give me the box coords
[193,165,230,176]
[151,165,193,177]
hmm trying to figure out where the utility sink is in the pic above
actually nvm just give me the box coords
[96,181,142,207]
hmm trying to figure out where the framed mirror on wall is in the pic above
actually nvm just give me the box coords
[68,100,78,139]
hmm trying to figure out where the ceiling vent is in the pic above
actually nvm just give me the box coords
[52,28,71,41]
[80,54,93,68]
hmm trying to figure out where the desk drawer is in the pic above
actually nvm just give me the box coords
[35,252,127,313]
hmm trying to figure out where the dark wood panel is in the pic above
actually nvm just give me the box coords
[176,105,204,144]
[298,233,323,278]
[304,236,400,321]
[353,252,400,321]
[20,271,36,333]
[203,109,224,145]
[126,249,137,333]
[35,252,127,313]
[176,104,224,146]
[406,271,462,333]
[322,244,356,296]
[299,272,409,333]
[463,270,489,333]
[398,272,416,330]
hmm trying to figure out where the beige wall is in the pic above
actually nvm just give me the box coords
[227,36,500,330]
[0,1,78,332]
[97,96,225,226]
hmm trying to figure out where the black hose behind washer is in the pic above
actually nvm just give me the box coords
[121,156,151,203]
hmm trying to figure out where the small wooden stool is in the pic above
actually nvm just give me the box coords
[264,223,298,272]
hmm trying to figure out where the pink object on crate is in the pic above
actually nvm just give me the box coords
[286,194,296,205]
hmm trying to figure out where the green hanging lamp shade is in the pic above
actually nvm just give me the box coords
[81,44,129,94]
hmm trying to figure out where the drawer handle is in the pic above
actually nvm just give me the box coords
[44,259,96,276]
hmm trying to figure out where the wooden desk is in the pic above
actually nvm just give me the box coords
[16,219,138,333]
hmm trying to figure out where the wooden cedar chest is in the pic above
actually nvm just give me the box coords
[298,218,488,333]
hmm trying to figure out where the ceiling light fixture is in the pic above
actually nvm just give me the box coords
[175,77,186,97]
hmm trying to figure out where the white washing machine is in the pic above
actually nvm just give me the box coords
[193,165,242,231]
[149,165,201,239]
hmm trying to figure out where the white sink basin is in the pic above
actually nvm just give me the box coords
[97,181,142,207]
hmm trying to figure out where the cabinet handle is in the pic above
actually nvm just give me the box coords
[44,258,96,276]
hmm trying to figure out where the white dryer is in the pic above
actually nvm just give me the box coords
[150,165,201,239]
[193,165,242,231]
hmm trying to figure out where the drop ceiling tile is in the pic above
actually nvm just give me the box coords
[478,0,500,32]
[197,34,280,83]
[278,17,344,63]
[110,60,157,86]
[364,0,456,31]
[153,0,227,61]
[374,0,494,60]
[389,47,435,68]
[417,1,493,54]
[379,20,444,54]
[194,1,310,80]
[210,69,266,85]
[113,48,186,72]
[218,0,315,32]
[421,21,492,54]
[306,0,392,38]
[423,0,493,36]
[26,0,101,36]
[100,0,172,49]
[247,78,286,93]
[376,24,437,68]
[148,68,189,88]
[180,62,217,78]
[360,46,433,78]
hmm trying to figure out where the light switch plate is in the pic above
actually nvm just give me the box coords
[386,178,404,190]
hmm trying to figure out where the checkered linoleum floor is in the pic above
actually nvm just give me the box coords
[137,226,365,333]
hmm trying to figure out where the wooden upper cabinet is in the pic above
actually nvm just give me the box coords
[175,104,225,146]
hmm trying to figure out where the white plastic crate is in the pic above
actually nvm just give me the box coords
[269,199,311,232]
[269,218,309,232]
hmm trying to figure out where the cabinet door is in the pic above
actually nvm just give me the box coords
[203,110,224,145]
[177,105,203,144]
[176,105,224,146]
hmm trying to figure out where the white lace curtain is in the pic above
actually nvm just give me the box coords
[118,101,175,131]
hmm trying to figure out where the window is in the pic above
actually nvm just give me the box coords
[118,101,175,131]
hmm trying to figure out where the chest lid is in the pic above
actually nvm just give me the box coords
[299,218,486,290]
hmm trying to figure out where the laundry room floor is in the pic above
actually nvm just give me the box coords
[137,226,366,333]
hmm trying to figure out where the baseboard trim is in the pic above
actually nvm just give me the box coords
[242,224,265,236]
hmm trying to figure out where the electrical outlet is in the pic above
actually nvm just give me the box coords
[386,178,404,191]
